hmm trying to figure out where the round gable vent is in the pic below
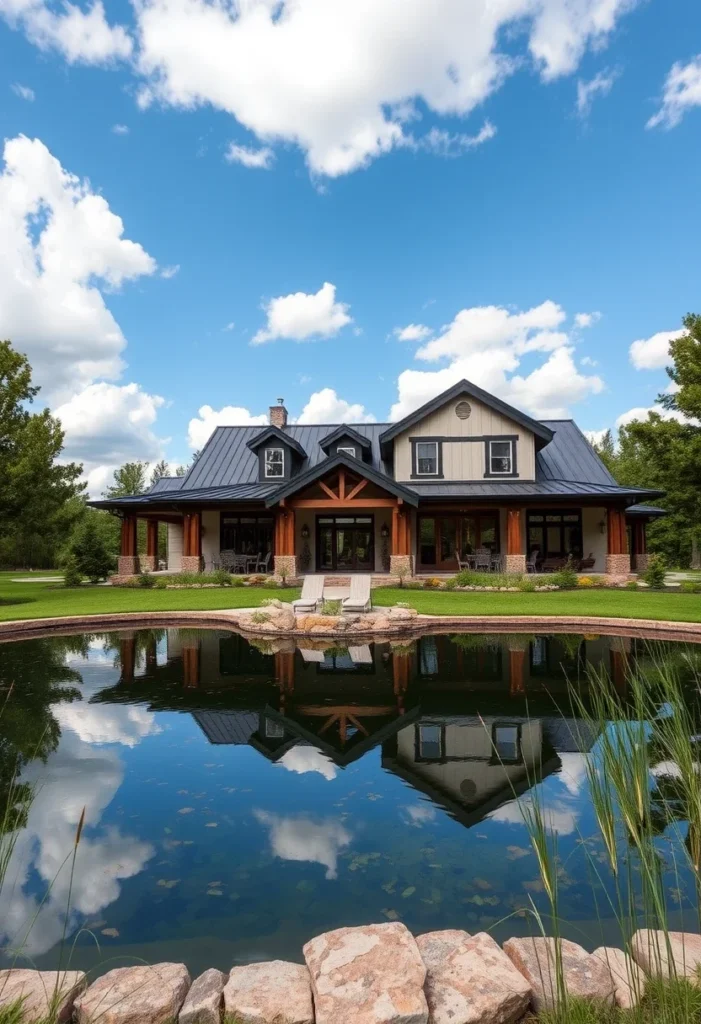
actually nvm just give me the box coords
[455,400,472,420]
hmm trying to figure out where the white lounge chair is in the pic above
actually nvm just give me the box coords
[348,645,373,664]
[293,575,325,613]
[300,647,325,663]
[343,574,372,613]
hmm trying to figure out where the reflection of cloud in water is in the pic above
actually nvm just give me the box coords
[402,803,437,827]
[0,706,155,956]
[489,794,580,836]
[557,753,590,797]
[254,810,351,879]
[55,703,162,748]
[276,745,337,781]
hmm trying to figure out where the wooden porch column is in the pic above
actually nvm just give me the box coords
[389,501,413,579]
[273,506,297,581]
[630,519,649,572]
[182,512,203,572]
[145,634,158,673]
[119,635,136,685]
[509,649,526,696]
[606,507,631,576]
[142,519,159,572]
[505,508,526,574]
[118,515,139,576]
[182,643,200,688]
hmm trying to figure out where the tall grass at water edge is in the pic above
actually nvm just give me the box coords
[488,647,701,1022]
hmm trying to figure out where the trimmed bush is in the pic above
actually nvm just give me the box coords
[66,516,114,583]
[137,572,155,588]
[423,577,443,589]
[211,568,233,586]
[643,553,667,589]
[321,599,342,616]
[680,580,701,594]
[62,555,82,588]
[517,577,536,592]
[550,557,579,590]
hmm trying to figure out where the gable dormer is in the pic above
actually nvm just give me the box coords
[247,426,306,483]
[379,379,553,483]
[319,425,373,463]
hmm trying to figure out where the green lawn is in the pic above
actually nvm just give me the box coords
[0,577,300,622]
[372,587,701,622]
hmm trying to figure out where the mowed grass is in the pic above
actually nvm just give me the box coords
[372,586,701,622]
[0,576,300,622]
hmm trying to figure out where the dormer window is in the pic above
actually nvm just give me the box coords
[415,441,439,476]
[338,446,356,458]
[265,448,284,478]
[489,440,513,475]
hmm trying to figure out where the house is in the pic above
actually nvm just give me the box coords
[91,379,664,578]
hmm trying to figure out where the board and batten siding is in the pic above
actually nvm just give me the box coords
[166,522,183,571]
[393,396,536,481]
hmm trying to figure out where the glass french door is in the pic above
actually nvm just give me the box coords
[317,516,374,571]
[418,513,500,570]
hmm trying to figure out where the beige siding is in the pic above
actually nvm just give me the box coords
[167,522,183,571]
[202,510,220,569]
[581,506,608,572]
[394,395,536,481]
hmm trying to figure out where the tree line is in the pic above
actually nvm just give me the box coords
[1,317,700,571]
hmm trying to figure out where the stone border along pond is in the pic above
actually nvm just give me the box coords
[2,924,700,1024]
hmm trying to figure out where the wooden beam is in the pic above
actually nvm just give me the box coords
[346,477,368,501]
[146,519,159,558]
[506,508,523,555]
[607,507,627,555]
[182,645,200,688]
[338,467,346,500]
[119,637,136,685]
[391,504,399,555]
[509,649,526,696]
[289,498,400,509]
[318,479,339,501]
[120,516,137,557]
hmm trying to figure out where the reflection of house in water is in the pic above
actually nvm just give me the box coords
[106,628,621,827]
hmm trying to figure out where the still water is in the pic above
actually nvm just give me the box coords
[0,628,699,976]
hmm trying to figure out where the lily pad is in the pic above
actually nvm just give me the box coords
[178,807,194,815]
[157,878,180,889]
[401,886,416,898]
[101,928,119,938]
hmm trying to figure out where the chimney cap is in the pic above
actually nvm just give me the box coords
[276,397,285,405]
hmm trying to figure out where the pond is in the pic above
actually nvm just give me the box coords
[0,627,700,978]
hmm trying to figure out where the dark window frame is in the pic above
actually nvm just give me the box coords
[412,439,442,477]
[489,721,524,765]
[220,513,275,557]
[526,508,583,559]
[483,435,519,478]
[315,514,375,572]
[264,447,285,478]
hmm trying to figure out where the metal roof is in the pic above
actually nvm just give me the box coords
[149,476,184,494]
[404,479,663,501]
[191,710,259,745]
[536,420,617,486]
[625,503,667,518]
[266,451,420,507]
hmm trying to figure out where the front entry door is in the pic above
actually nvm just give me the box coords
[317,516,374,571]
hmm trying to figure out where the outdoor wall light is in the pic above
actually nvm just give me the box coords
[301,524,310,539]
[599,520,606,534]
[381,524,390,538]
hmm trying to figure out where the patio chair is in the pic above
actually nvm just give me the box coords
[474,548,492,572]
[541,556,566,573]
[578,554,596,571]
[526,551,539,573]
[491,553,503,572]
[457,554,474,571]
[300,648,325,663]
[343,574,372,613]
[292,575,325,614]
[255,552,272,573]
[220,550,236,571]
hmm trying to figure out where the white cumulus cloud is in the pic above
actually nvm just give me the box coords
[0,0,132,64]
[0,135,156,401]
[629,328,685,370]
[132,0,641,177]
[574,311,601,328]
[277,745,337,781]
[187,403,268,449]
[252,282,352,346]
[648,54,701,130]
[225,143,275,169]
[297,388,376,425]
[394,323,433,342]
[253,810,351,880]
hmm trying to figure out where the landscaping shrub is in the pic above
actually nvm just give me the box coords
[137,572,155,588]
[250,611,270,624]
[550,557,579,590]
[65,516,114,583]
[517,577,536,592]
[680,580,701,593]
[62,555,82,588]
[643,553,667,589]
[625,579,638,590]
[454,569,523,589]
[229,576,245,587]
[423,577,443,589]
[211,569,232,586]
[321,599,342,616]
[442,578,457,590]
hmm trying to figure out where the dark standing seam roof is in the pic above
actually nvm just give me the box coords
[191,710,259,745]
[536,420,617,486]
[149,476,184,494]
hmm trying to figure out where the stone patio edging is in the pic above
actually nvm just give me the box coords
[1,607,701,644]
[1,926,697,1024]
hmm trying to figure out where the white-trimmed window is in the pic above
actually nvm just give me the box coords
[489,440,513,475]
[415,441,439,476]
[265,448,285,478]
[338,446,356,457]
[418,724,443,760]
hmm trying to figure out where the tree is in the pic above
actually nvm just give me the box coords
[104,461,149,498]
[0,341,84,568]
[150,460,170,486]
[66,515,114,582]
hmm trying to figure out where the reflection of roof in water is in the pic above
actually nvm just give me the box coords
[191,710,259,745]
[542,717,601,753]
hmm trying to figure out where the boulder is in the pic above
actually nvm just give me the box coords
[591,948,646,1009]
[75,963,190,1024]
[387,607,417,620]
[303,922,428,1024]
[179,968,225,1024]
[0,970,86,1023]
[503,937,614,1012]
[417,930,531,1024]
[369,615,392,632]
[270,605,296,631]
[223,961,313,1024]
[631,929,701,980]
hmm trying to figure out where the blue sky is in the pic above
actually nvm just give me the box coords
[1,0,700,492]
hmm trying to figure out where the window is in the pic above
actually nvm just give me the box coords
[527,509,582,560]
[265,448,284,478]
[415,440,439,475]
[418,723,443,760]
[337,446,356,457]
[492,724,522,764]
[489,439,513,474]
[265,718,285,739]
[220,514,274,556]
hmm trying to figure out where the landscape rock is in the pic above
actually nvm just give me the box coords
[592,947,646,1009]
[0,970,86,1023]
[417,930,531,1024]
[304,922,428,1024]
[503,937,614,1012]
[631,929,701,980]
[75,963,190,1024]
[223,961,313,1024]
[179,968,225,1024]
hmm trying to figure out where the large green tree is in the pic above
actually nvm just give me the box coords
[0,341,85,568]
[594,313,701,567]
[104,460,149,498]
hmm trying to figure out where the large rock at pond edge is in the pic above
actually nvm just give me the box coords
[417,930,531,1024]
[75,963,190,1024]
[591,948,646,1009]
[0,970,86,1023]
[503,937,614,1012]
[631,929,701,980]
[179,968,225,1024]
[303,922,428,1024]
[223,961,313,1024]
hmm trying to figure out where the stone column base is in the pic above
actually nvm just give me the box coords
[181,555,203,573]
[390,554,414,579]
[274,555,297,581]
[118,555,140,575]
[606,553,631,575]
[632,553,649,573]
[140,555,157,572]
[504,554,526,574]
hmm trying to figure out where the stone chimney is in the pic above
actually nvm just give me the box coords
[269,398,288,428]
